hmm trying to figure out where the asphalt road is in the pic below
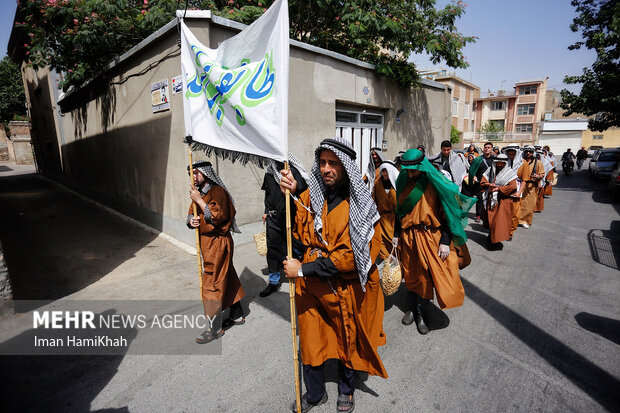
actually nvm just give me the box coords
[0,160,618,413]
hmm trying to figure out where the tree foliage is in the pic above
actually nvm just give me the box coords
[16,0,474,91]
[560,0,620,131]
[0,57,27,126]
[450,125,460,144]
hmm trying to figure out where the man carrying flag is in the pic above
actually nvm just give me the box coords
[188,161,245,343]
[280,137,388,413]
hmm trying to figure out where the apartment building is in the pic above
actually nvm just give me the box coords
[470,78,548,146]
[420,69,480,141]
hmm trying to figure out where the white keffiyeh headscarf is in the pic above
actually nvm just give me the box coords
[482,156,518,210]
[378,161,399,190]
[365,147,385,191]
[308,137,380,291]
[504,145,523,172]
[191,161,241,233]
[428,151,468,190]
[265,152,310,185]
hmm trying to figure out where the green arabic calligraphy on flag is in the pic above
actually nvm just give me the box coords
[181,0,289,164]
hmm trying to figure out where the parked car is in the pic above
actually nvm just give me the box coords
[587,145,603,158]
[590,148,620,180]
[609,160,620,202]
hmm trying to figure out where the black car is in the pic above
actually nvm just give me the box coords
[609,160,620,202]
[589,148,620,180]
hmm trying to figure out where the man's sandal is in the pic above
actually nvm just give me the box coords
[195,329,224,344]
[290,392,328,413]
[336,393,354,412]
[222,317,245,330]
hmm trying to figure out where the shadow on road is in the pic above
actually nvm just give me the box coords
[463,276,620,412]
[384,283,450,331]
[0,174,159,305]
[0,308,136,412]
[574,312,620,346]
[587,221,620,270]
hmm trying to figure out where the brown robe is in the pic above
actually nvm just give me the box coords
[544,170,554,196]
[480,177,518,243]
[292,190,388,378]
[518,159,544,225]
[372,178,397,261]
[188,185,245,318]
[397,179,465,309]
[510,197,521,237]
[535,182,545,212]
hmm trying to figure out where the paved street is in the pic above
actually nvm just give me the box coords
[0,160,618,413]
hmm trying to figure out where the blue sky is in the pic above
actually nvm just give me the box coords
[1,0,593,94]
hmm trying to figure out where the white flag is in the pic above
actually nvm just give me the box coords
[181,0,289,164]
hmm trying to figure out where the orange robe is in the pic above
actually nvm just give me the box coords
[372,179,397,261]
[544,170,554,196]
[518,159,544,225]
[188,185,245,318]
[535,181,545,212]
[510,197,521,237]
[292,190,388,378]
[397,179,465,309]
[481,177,518,243]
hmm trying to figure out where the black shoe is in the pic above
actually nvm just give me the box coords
[290,392,328,413]
[414,306,430,335]
[412,295,430,335]
[259,283,280,297]
[402,310,415,325]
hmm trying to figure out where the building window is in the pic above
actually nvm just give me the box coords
[491,101,505,110]
[360,114,383,124]
[519,85,538,95]
[517,104,536,115]
[593,135,603,140]
[471,120,474,131]
[452,97,459,117]
[464,102,470,119]
[515,124,533,133]
[489,120,505,129]
[336,111,358,123]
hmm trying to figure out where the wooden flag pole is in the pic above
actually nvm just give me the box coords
[188,146,204,295]
[284,161,302,413]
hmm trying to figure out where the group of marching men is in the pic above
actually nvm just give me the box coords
[186,136,556,413]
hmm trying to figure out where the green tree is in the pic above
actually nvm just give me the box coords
[560,0,620,131]
[16,0,474,91]
[450,125,460,144]
[477,121,504,141]
[0,57,27,126]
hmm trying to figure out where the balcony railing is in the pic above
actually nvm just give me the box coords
[462,132,535,143]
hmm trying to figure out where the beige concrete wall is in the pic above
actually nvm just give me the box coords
[24,17,451,246]
[581,127,620,149]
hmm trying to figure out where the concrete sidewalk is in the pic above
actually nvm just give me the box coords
[0,162,618,413]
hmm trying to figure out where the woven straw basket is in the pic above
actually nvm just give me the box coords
[254,225,267,256]
[381,247,402,296]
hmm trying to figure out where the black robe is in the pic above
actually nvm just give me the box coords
[261,164,308,273]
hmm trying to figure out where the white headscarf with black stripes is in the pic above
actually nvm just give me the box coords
[308,137,379,291]
[193,161,241,233]
[265,152,310,185]
[365,147,385,191]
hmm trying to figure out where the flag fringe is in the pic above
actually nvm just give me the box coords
[183,136,269,168]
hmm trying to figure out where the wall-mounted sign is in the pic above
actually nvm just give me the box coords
[151,79,170,113]
[172,75,183,95]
